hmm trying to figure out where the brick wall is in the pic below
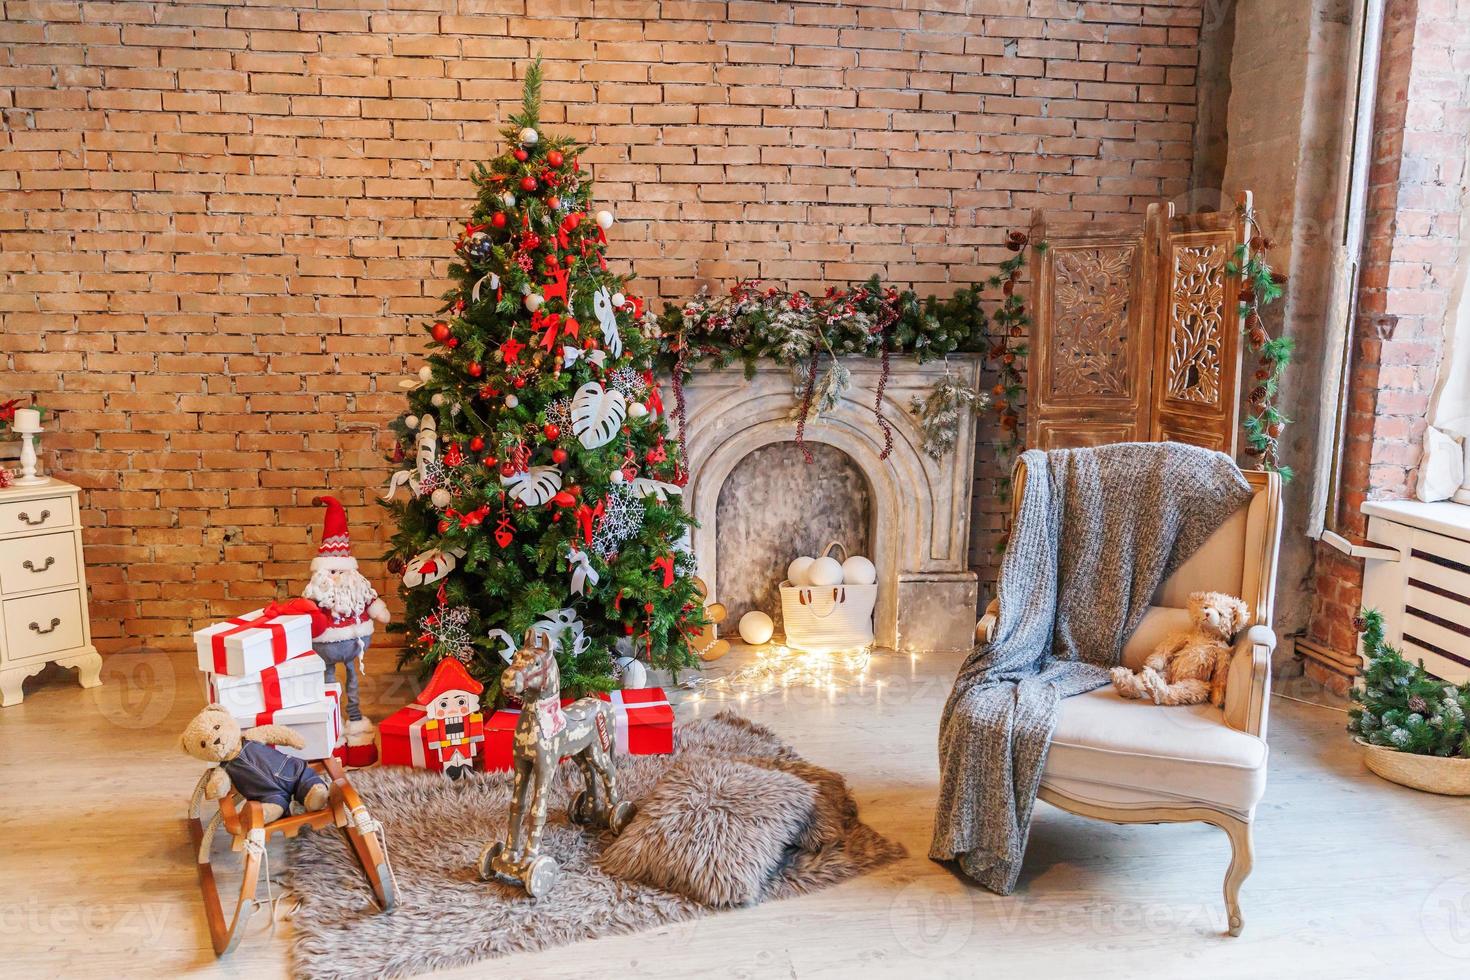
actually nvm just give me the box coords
[1305,0,1470,677]
[0,0,1206,654]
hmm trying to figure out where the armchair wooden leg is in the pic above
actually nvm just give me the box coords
[1215,814,1254,937]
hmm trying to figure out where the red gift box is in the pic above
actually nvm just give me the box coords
[482,687,673,771]
[381,703,486,772]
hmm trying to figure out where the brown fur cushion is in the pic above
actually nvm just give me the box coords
[599,757,816,907]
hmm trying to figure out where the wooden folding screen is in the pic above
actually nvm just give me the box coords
[1027,192,1251,456]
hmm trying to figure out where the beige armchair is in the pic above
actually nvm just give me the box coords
[979,466,1282,936]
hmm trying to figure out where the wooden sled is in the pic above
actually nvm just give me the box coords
[186,756,397,956]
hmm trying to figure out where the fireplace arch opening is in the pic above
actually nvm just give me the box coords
[714,441,874,636]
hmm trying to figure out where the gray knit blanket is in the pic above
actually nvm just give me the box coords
[929,442,1252,894]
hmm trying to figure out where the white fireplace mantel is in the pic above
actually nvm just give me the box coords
[669,355,984,653]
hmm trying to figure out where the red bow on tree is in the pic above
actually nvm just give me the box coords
[575,499,605,545]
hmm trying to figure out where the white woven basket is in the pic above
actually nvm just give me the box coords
[779,542,876,652]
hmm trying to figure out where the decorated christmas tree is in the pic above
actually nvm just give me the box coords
[385,59,703,701]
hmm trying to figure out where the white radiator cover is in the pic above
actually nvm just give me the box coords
[1362,500,1470,683]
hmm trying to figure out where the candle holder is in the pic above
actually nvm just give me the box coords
[11,415,48,487]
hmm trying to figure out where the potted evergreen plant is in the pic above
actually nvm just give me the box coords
[1349,609,1470,795]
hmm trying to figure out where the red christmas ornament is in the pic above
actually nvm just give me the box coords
[552,490,576,508]
[583,337,598,350]
[520,176,537,192]
[500,462,517,478]
[430,321,450,342]
[467,362,483,378]
[491,212,506,229]
[547,150,564,168]
[484,454,498,467]
[514,148,528,162]
[552,448,568,464]
[543,423,560,441]
[447,337,459,349]
[514,376,526,389]
[437,519,450,534]
[469,436,485,452]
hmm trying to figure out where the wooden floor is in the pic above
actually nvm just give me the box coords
[4,643,1469,979]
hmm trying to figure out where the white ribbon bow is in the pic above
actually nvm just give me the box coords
[562,345,607,370]
[567,545,599,596]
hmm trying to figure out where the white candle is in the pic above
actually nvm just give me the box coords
[12,408,40,431]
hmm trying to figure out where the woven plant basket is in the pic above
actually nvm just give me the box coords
[779,542,875,652]
[1357,740,1470,796]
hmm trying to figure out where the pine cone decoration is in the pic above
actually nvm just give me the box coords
[1408,694,1428,714]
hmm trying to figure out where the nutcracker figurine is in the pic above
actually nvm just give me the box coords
[416,657,485,779]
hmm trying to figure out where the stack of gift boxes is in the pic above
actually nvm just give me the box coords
[193,606,344,761]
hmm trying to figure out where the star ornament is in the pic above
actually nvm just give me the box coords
[500,336,526,365]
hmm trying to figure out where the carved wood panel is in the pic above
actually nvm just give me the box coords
[1026,210,1157,451]
[1027,193,1249,458]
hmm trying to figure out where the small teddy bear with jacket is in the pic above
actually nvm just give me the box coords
[180,703,330,822]
[1111,591,1250,708]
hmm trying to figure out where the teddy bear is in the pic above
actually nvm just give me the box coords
[1111,591,1250,708]
[180,704,330,823]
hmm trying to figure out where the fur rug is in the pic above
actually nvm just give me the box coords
[284,712,903,979]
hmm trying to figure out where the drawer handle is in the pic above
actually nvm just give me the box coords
[29,618,61,635]
[22,556,56,574]
[16,509,50,526]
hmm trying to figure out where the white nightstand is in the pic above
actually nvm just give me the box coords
[0,479,102,705]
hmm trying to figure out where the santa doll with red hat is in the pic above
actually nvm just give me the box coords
[299,495,391,767]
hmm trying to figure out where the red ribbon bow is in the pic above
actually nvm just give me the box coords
[575,499,605,545]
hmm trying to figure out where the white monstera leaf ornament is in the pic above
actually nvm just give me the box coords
[592,286,623,359]
[500,464,563,506]
[571,381,627,450]
[629,477,683,503]
[401,546,466,588]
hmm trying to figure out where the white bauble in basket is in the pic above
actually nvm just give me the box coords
[808,556,844,587]
[738,610,774,645]
[786,556,814,586]
[842,555,877,585]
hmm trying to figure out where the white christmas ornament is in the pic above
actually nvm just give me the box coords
[504,394,519,408]
[808,556,844,587]
[609,470,625,484]
[525,293,544,313]
[611,292,626,308]
[501,192,516,208]
[841,554,877,585]
[430,487,453,509]
[405,415,419,430]
[570,381,627,449]
[786,556,814,586]
[614,656,647,690]
[519,127,538,145]
[430,392,445,407]
[591,286,623,359]
[500,465,563,507]
[627,401,648,419]
[418,365,433,383]
[739,610,775,645]
[401,546,464,588]
[596,210,614,230]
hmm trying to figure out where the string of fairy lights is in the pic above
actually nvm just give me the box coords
[679,642,879,705]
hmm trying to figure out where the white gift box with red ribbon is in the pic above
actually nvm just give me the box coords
[207,653,326,723]
[228,682,343,761]
[193,607,315,677]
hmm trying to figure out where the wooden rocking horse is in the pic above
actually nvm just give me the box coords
[187,756,396,956]
[478,629,636,898]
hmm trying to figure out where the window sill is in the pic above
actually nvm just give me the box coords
[1361,498,1470,544]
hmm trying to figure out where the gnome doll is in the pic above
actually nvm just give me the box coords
[300,495,390,767]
